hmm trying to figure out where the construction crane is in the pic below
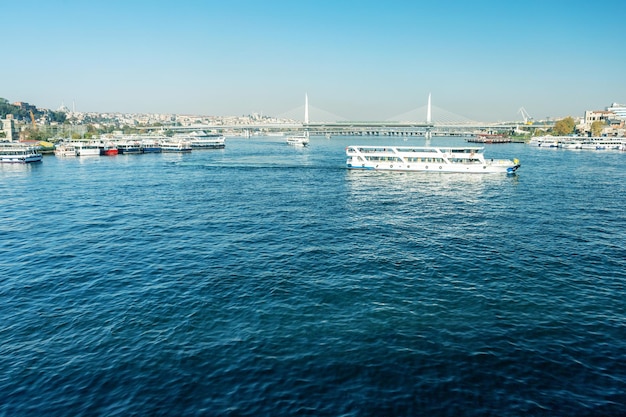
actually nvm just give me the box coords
[29,110,37,129]
[518,107,533,125]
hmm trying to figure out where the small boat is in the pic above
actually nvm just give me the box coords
[346,145,521,174]
[160,139,192,152]
[286,131,309,146]
[54,143,78,157]
[140,139,162,153]
[0,143,43,163]
[287,93,310,147]
[100,142,119,156]
[176,131,225,149]
[74,142,101,157]
[115,141,142,154]
[529,136,626,150]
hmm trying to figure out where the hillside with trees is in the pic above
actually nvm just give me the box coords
[0,97,66,124]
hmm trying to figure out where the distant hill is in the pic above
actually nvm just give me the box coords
[0,98,66,124]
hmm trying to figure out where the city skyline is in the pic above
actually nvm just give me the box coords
[3,0,625,122]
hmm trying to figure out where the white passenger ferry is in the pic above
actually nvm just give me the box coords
[0,144,43,163]
[175,131,225,149]
[286,131,309,147]
[54,143,78,157]
[346,146,520,174]
[529,136,626,151]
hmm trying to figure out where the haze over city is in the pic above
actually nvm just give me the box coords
[3,0,624,122]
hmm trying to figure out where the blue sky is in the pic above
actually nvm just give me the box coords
[3,0,624,122]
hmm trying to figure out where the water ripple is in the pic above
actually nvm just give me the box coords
[1,138,625,416]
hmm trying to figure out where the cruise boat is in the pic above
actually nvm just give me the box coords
[160,138,192,152]
[100,142,119,156]
[529,135,626,150]
[287,93,310,147]
[286,131,310,147]
[74,142,101,157]
[528,136,560,147]
[115,140,142,154]
[346,146,521,174]
[176,131,225,149]
[0,144,43,163]
[140,138,162,153]
[54,143,78,157]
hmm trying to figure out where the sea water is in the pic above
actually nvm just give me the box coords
[1,136,625,416]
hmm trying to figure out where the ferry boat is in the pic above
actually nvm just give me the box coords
[75,142,101,157]
[115,140,142,154]
[160,139,192,152]
[287,93,310,147]
[0,144,43,163]
[529,135,626,150]
[100,142,119,156]
[140,138,162,153]
[286,131,309,147]
[54,143,78,157]
[346,146,521,174]
[176,131,225,149]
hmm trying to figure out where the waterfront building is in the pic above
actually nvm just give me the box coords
[606,102,626,119]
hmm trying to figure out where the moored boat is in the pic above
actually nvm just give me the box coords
[54,143,78,157]
[180,131,226,149]
[100,142,119,156]
[140,139,162,153]
[160,139,192,152]
[346,145,520,174]
[115,140,142,154]
[0,143,43,163]
[75,142,101,157]
[529,135,626,150]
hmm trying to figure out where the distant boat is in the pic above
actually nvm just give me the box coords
[116,140,142,154]
[100,142,119,156]
[529,135,626,150]
[54,143,78,157]
[74,142,101,157]
[286,93,310,147]
[346,145,521,174]
[286,131,309,147]
[160,138,192,152]
[0,143,43,163]
[140,138,163,153]
[174,131,225,149]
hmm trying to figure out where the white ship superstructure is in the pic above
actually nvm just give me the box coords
[346,146,520,174]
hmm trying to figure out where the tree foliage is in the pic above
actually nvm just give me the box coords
[0,97,66,124]
[591,120,605,137]
[0,98,30,120]
[552,116,576,136]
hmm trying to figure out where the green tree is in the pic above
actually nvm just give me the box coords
[553,116,576,135]
[591,120,605,137]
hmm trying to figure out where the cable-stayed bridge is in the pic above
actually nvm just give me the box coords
[273,96,540,137]
[164,95,545,136]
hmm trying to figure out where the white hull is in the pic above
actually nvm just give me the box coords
[286,131,309,147]
[76,146,101,157]
[0,145,43,163]
[286,136,309,146]
[175,131,225,149]
[54,144,78,157]
[346,146,520,174]
[530,136,626,151]
[161,140,192,152]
